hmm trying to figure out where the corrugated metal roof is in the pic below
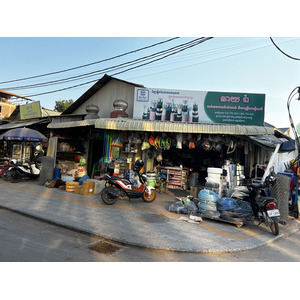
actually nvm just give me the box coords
[0,119,48,131]
[47,119,96,129]
[94,118,274,135]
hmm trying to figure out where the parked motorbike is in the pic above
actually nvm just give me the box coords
[232,175,286,235]
[6,159,41,183]
[0,163,12,181]
[99,159,156,205]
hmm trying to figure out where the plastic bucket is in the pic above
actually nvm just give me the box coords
[53,168,61,179]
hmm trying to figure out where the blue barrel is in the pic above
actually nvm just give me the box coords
[53,168,61,179]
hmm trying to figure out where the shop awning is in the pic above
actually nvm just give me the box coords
[248,135,295,152]
[47,119,97,129]
[0,119,48,131]
[94,118,274,135]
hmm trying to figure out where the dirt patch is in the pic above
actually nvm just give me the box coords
[88,241,121,255]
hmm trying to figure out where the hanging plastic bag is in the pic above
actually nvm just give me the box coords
[141,137,150,150]
[176,133,183,149]
[112,135,123,148]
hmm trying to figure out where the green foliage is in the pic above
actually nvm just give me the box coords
[54,99,74,112]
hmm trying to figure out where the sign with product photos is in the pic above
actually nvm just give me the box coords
[133,87,265,126]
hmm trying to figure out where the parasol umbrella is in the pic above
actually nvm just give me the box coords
[0,127,48,142]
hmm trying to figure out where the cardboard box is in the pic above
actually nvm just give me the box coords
[66,181,79,187]
[74,186,81,194]
[87,179,105,194]
[82,180,95,195]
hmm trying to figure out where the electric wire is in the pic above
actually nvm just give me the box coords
[24,38,213,97]
[270,37,300,60]
[0,37,180,85]
[3,38,210,91]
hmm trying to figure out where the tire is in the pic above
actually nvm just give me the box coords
[269,216,279,236]
[142,189,156,203]
[100,187,118,205]
[1,169,11,181]
[10,171,22,183]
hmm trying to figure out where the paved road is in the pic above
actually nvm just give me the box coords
[1,207,300,262]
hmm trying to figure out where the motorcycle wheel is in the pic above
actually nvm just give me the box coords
[269,216,279,236]
[101,188,118,205]
[142,189,156,203]
[10,171,22,183]
[1,169,11,181]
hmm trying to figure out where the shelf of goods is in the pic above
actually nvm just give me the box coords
[159,166,189,190]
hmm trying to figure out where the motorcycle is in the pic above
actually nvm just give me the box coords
[5,159,41,183]
[99,159,156,205]
[232,175,286,235]
[0,162,12,181]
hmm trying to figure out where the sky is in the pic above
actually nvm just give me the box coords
[1,36,300,130]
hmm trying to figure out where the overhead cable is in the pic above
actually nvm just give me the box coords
[270,37,300,60]
[3,38,209,91]
[0,37,180,85]
[25,38,213,97]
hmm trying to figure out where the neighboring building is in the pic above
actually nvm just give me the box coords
[0,99,15,120]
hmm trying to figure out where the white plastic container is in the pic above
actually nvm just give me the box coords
[207,167,223,174]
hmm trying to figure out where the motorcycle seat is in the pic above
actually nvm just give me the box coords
[256,196,276,205]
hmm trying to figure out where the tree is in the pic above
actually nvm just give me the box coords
[54,99,74,112]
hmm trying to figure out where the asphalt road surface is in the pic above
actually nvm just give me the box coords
[1,207,300,262]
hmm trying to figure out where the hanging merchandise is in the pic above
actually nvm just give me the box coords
[141,134,150,150]
[202,138,212,151]
[213,142,222,152]
[156,148,163,162]
[227,140,237,154]
[176,133,183,149]
[134,133,142,144]
[161,137,171,150]
[188,134,196,149]
[182,134,189,146]
[101,131,111,163]
[154,136,161,149]
[120,134,128,143]
[149,135,155,146]
[111,134,123,148]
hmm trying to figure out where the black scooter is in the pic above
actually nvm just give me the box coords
[232,175,286,235]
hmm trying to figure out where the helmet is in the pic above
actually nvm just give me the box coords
[133,159,144,171]
[149,136,155,146]
[265,175,276,186]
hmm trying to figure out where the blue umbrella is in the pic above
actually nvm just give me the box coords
[0,127,48,142]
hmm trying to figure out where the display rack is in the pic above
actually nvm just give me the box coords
[158,166,189,190]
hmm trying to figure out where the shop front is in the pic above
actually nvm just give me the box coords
[90,118,274,196]
[45,77,281,197]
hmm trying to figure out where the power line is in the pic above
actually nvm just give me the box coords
[270,37,300,60]
[0,37,180,85]
[25,38,213,97]
[2,38,207,91]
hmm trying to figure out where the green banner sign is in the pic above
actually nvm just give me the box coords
[134,88,265,126]
[204,92,265,126]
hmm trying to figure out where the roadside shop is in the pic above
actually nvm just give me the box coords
[46,75,289,199]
